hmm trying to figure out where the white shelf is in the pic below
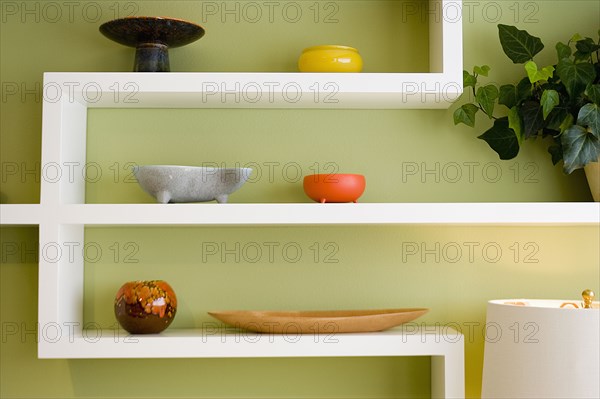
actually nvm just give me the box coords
[39,326,464,397]
[38,326,463,359]
[40,0,463,110]
[42,71,462,109]
[2,203,599,226]
[0,204,44,225]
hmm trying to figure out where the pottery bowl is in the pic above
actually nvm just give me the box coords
[133,165,252,203]
[303,174,366,203]
[298,45,363,72]
[114,280,177,334]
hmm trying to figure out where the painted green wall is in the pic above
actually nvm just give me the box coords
[1,1,599,398]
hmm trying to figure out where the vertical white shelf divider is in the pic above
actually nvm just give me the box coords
[39,81,88,344]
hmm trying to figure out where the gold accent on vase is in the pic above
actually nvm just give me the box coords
[582,289,595,309]
[560,302,579,309]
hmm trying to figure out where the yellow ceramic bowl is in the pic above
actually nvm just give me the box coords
[298,45,363,73]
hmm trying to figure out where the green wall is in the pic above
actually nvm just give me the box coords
[1,1,599,398]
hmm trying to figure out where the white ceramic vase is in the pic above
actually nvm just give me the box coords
[584,157,600,201]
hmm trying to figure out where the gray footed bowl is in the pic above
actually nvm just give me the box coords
[133,165,252,204]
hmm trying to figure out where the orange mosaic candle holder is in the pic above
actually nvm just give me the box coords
[114,280,177,334]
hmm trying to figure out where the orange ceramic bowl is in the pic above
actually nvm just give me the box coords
[303,174,366,203]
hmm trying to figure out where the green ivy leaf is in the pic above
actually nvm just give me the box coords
[556,58,597,99]
[463,70,477,88]
[453,104,479,127]
[498,79,533,109]
[546,108,569,132]
[575,37,600,55]
[508,106,523,145]
[499,85,518,108]
[539,65,555,81]
[577,103,600,137]
[585,84,600,106]
[574,50,592,62]
[517,77,533,101]
[473,65,491,77]
[561,125,600,173]
[478,117,520,160]
[476,85,499,118]
[548,144,563,165]
[498,24,544,64]
[556,42,572,60]
[570,33,583,42]
[559,113,575,133]
[540,89,560,119]
[525,61,555,83]
[521,101,545,138]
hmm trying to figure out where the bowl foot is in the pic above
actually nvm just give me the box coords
[215,194,229,204]
[156,191,171,204]
[134,43,170,72]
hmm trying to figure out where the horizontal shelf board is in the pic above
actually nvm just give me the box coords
[39,326,462,359]
[3,203,599,225]
[0,204,44,225]
[43,72,461,109]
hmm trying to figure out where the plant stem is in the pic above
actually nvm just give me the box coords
[476,104,498,120]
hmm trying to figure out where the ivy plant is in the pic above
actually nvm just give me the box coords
[454,24,600,173]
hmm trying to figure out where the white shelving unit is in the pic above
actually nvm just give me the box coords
[2,2,595,396]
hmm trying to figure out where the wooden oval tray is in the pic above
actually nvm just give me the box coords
[208,308,429,334]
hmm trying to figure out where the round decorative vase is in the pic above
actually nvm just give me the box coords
[298,45,363,72]
[114,280,177,334]
[584,156,599,201]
